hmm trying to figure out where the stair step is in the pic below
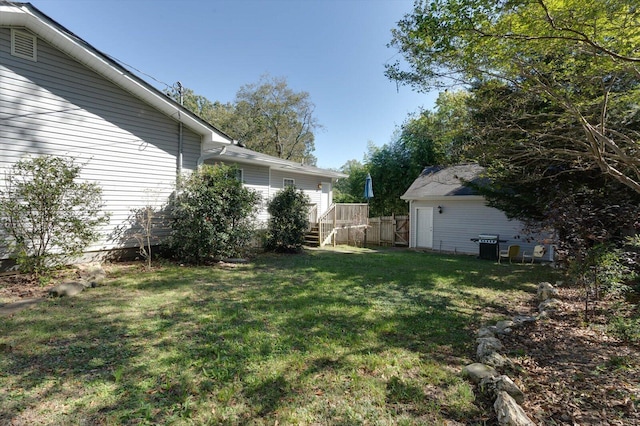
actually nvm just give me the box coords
[304,229,321,247]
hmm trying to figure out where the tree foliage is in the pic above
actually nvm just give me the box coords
[265,185,310,252]
[366,142,415,216]
[387,0,640,194]
[234,75,319,164]
[168,164,259,264]
[463,73,640,262]
[0,156,109,276]
[334,159,370,204]
[168,75,320,165]
[338,91,470,216]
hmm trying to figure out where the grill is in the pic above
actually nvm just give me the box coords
[478,234,499,261]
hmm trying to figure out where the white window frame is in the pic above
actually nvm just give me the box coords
[234,168,243,183]
[283,178,295,188]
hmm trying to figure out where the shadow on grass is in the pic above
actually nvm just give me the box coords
[0,293,145,423]
[0,249,559,424]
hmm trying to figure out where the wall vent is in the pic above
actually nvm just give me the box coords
[11,29,37,62]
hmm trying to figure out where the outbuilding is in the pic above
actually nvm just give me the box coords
[401,164,551,261]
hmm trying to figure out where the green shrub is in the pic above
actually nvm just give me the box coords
[569,243,634,300]
[608,311,640,343]
[168,164,259,264]
[265,185,310,252]
[0,156,109,277]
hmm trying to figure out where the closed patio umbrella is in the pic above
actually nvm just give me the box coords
[364,173,374,200]
[363,173,373,246]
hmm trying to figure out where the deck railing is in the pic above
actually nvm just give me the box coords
[315,203,368,246]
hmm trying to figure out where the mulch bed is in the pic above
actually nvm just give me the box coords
[501,287,640,425]
[0,273,56,302]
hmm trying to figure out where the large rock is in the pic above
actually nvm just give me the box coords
[495,320,514,335]
[538,298,562,312]
[481,375,525,404]
[477,326,496,338]
[49,281,86,297]
[494,391,535,426]
[537,282,557,301]
[512,315,537,325]
[75,262,106,287]
[477,336,504,359]
[462,363,499,384]
[480,351,513,369]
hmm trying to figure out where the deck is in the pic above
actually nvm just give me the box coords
[307,203,369,247]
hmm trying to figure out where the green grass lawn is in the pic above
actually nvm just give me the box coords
[0,247,559,425]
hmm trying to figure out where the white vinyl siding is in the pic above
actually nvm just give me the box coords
[409,198,534,256]
[241,164,270,222]
[270,169,326,213]
[0,28,199,257]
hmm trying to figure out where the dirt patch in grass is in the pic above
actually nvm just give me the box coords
[0,261,146,304]
[502,287,640,425]
[0,273,55,303]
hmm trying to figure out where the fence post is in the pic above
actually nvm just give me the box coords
[363,204,368,247]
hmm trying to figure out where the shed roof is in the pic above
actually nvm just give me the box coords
[401,164,487,200]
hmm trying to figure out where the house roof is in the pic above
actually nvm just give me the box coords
[201,145,348,179]
[0,1,232,146]
[401,164,487,200]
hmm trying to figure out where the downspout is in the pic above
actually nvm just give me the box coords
[177,81,184,186]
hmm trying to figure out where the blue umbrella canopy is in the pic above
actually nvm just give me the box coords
[364,173,374,199]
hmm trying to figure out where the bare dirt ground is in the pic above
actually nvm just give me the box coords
[501,287,640,425]
[0,273,55,303]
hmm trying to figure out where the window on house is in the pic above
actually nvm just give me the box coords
[234,168,243,182]
[283,178,295,188]
[11,29,37,62]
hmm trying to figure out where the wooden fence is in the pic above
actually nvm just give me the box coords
[334,214,409,247]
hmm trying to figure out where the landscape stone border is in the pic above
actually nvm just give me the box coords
[462,281,562,425]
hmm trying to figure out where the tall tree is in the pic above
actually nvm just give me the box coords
[366,141,415,216]
[387,0,640,193]
[367,91,470,216]
[234,75,319,164]
[165,86,239,136]
[400,90,472,165]
[166,75,320,165]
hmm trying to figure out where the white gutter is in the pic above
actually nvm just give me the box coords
[198,147,347,178]
[0,4,230,146]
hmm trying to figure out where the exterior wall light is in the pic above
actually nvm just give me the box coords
[317,183,322,190]
[437,205,443,214]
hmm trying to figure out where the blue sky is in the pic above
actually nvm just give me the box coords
[33,0,438,170]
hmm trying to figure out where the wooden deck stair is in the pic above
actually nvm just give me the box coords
[305,203,369,247]
[304,226,320,247]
